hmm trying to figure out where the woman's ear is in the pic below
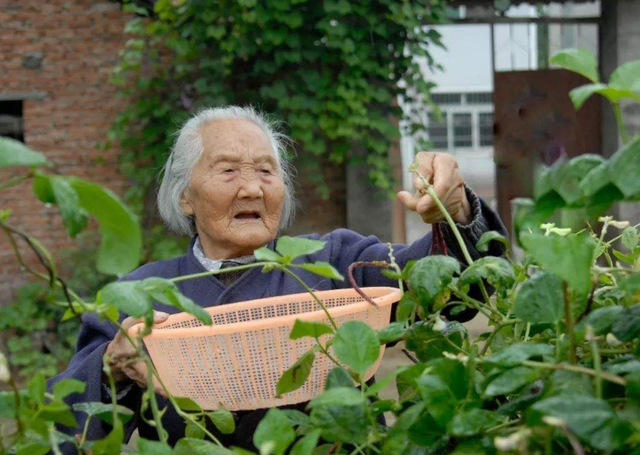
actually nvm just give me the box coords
[180,191,195,216]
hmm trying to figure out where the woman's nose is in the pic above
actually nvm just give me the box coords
[237,174,263,199]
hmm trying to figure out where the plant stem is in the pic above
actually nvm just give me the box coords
[521,360,626,386]
[146,363,168,443]
[612,102,629,145]
[555,323,561,360]
[315,336,341,367]
[0,173,31,192]
[590,337,603,399]
[279,266,338,330]
[480,319,519,355]
[562,282,577,364]
[170,262,270,283]
[8,376,23,435]
[424,184,473,266]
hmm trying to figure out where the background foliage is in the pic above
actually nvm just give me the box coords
[109,0,448,257]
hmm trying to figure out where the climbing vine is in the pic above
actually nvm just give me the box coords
[109,0,448,220]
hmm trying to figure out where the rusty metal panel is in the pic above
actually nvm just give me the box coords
[493,68,602,234]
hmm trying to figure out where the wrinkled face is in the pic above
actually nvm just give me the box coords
[180,118,285,259]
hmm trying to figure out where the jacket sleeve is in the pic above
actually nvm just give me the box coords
[328,187,508,322]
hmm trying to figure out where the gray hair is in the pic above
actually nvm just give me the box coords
[157,106,296,236]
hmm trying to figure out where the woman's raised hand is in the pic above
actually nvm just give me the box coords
[397,151,471,225]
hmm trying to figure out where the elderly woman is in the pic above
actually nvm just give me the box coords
[51,106,506,451]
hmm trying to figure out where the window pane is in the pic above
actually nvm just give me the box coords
[427,113,448,149]
[0,100,24,142]
[453,113,472,148]
[479,113,494,147]
[431,93,462,105]
[466,92,493,104]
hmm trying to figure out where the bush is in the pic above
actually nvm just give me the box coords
[2,48,640,454]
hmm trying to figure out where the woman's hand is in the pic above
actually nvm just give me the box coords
[104,311,169,396]
[397,151,472,225]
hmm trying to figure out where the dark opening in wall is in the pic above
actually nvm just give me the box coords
[0,100,24,142]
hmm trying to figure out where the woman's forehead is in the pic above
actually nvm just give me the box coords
[200,118,275,160]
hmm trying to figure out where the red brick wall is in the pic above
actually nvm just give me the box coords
[0,0,348,305]
[0,0,132,303]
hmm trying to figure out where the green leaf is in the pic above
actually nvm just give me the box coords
[551,155,606,204]
[97,281,151,320]
[622,226,639,250]
[333,321,380,376]
[381,403,425,454]
[50,176,89,237]
[0,137,48,167]
[207,409,235,434]
[476,231,510,253]
[579,161,611,196]
[290,319,333,340]
[484,366,540,397]
[173,438,235,455]
[609,136,640,198]
[448,408,500,437]
[253,408,296,455]
[27,372,46,404]
[138,439,172,455]
[139,277,212,325]
[53,379,86,400]
[296,262,344,280]
[609,60,640,94]
[514,272,564,324]
[310,397,367,445]
[276,350,315,396]
[408,256,460,309]
[415,373,456,426]
[550,48,599,83]
[325,367,354,389]
[72,402,134,425]
[172,396,203,412]
[531,395,628,451]
[520,232,595,295]
[308,387,366,409]
[377,322,407,345]
[611,303,640,342]
[69,177,141,275]
[569,83,607,109]
[91,419,124,455]
[579,306,623,337]
[276,236,326,262]
[254,247,281,262]
[290,429,321,455]
[395,292,416,322]
[458,257,515,291]
[484,343,554,367]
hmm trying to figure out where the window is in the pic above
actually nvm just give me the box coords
[427,113,448,149]
[466,92,493,104]
[0,100,24,142]
[453,113,472,148]
[431,93,462,105]
[479,113,494,147]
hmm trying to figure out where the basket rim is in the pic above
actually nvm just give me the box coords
[129,286,401,339]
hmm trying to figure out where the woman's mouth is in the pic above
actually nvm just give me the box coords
[234,211,261,220]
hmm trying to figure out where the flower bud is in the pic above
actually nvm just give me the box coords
[606,333,623,347]
[584,325,596,342]
[542,416,565,427]
[432,317,446,332]
[610,220,629,229]
[0,352,10,383]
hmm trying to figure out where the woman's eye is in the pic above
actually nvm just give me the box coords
[223,169,234,174]
[260,169,272,175]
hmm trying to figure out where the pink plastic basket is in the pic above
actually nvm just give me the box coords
[130,287,401,411]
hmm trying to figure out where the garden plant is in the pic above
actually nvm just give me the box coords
[1,48,640,454]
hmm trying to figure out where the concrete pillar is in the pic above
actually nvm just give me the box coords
[600,0,640,224]
[346,164,393,241]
